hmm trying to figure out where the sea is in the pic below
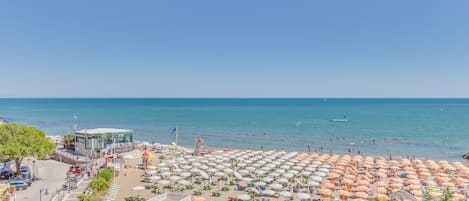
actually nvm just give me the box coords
[1,98,468,161]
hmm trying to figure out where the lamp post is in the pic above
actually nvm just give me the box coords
[39,188,48,201]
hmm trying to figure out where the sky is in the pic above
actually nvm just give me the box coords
[0,0,468,98]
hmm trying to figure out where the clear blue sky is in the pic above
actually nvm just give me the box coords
[0,0,468,98]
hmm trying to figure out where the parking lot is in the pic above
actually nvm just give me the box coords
[13,159,69,201]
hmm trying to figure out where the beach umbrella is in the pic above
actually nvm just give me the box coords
[242,177,253,182]
[311,176,323,182]
[123,154,135,159]
[307,181,319,187]
[283,173,294,178]
[215,172,225,177]
[179,172,191,177]
[275,169,285,174]
[177,180,190,185]
[320,188,332,196]
[297,193,311,200]
[169,175,181,181]
[262,190,276,196]
[157,180,169,185]
[354,192,368,199]
[279,191,292,197]
[237,194,251,201]
[207,168,217,173]
[315,172,326,177]
[148,176,161,181]
[255,181,266,186]
[268,172,280,178]
[323,182,335,189]
[262,177,274,183]
[132,186,145,191]
[302,171,312,176]
[288,170,299,175]
[159,171,170,177]
[181,165,192,170]
[338,190,350,197]
[270,183,283,190]
[277,178,289,184]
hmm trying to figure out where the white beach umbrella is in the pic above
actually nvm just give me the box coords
[277,178,289,184]
[181,165,192,170]
[293,166,303,170]
[148,176,161,181]
[160,171,171,177]
[157,180,169,185]
[246,166,256,171]
[280,165,290,170]
[169,175,181,181]
[262,190,276,196]
[123,154,134,159]
[288,170,299,175]
[216,165,225,169]
[318,168,330,173]
[239,169,249,175]
[270,183,283,190]
[307,181,319,186]
[242,177,253,182]
[177,180,190,186]
[160,167,170,171]
[269,172,280,177]
[280,191,292,197]
[297,193,311,200]
[262,177,274,183]
[179,172,191,177]
[311,176,322,182]
[215,172,225,177]
[255,181,266,186]
[283,173,294,178]
[208,168,217,173]
[199,165,209,170]
[275,169,285,174]
[255,170,266,175]
[237,194,251,201]
[131,186,145,191]
[224,168,233,173]
[305,167,315,172]
[190,168,200,173]
[260,167,271,171]
[315,172,326,177]
[147,166,157,170]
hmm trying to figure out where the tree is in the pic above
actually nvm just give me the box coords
[64,133,76,150]
[0,124,56,174]
[440,187,453,201]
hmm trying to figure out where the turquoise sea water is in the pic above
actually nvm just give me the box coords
[1,98,468,161]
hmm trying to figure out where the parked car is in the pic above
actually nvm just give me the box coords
[0,170,13,179]
[13,175,32,186]
[10,180,28,190]
[69,165,84,174]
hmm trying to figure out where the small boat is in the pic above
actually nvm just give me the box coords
[330,115,348,122]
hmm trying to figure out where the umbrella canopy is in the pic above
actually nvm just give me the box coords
[270,183,283,189]
[262,190,276,196]
[279,191,292,197]
[297,193,311,199]
[177,180,190,185]
[277,178,289,184]
[132,186,145,191]
[237,194,251,201]
[157,180,169,185]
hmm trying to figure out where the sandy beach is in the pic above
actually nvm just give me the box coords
[105,144,469,201]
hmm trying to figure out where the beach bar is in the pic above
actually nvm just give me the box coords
[75,128,134,156]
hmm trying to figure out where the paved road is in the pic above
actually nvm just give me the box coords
[15,159,69,201]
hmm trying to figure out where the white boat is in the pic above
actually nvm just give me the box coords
[330,115,348,122]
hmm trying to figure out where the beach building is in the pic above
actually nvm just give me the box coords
[75,128,134,156]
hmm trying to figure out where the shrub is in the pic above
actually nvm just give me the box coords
[98,168,113,182]
[89,177,110,192]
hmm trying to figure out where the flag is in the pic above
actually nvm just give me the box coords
[171,128,177,135]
